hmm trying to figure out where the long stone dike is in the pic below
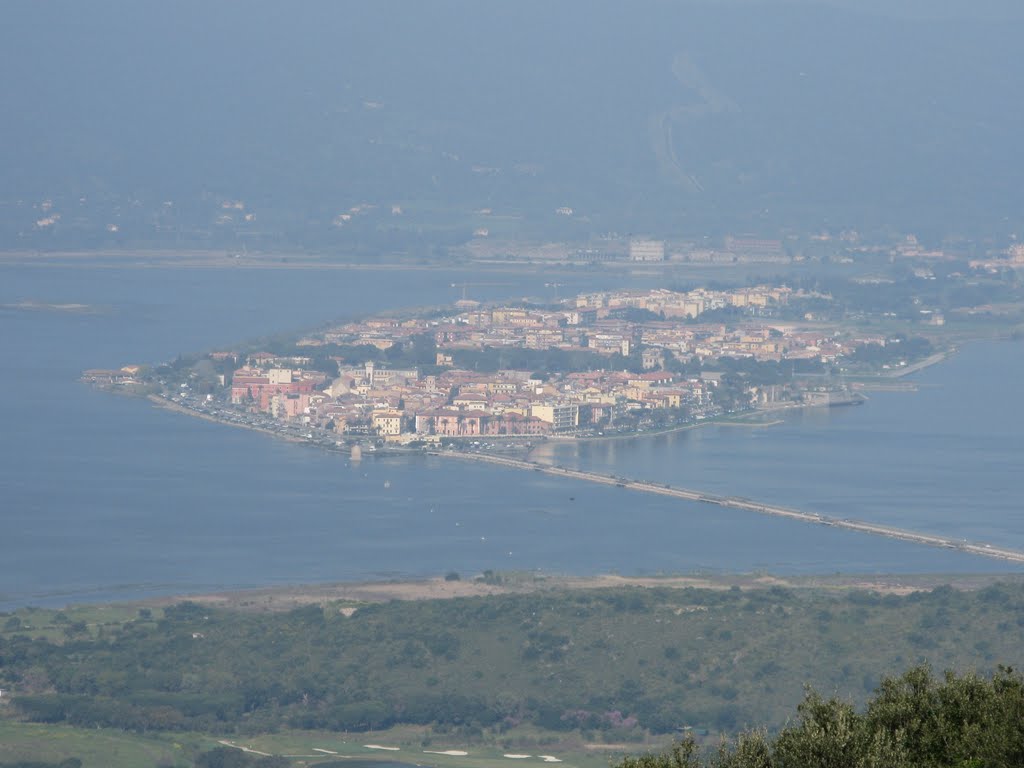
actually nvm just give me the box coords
[432,451,1024,565]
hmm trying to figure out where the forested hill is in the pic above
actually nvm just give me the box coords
[3,582,1024,739]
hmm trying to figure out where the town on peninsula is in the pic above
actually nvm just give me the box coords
[82,250,1021,454]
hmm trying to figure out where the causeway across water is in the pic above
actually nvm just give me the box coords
[432,451,1024,565]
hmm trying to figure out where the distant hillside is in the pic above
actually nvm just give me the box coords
[1,2,1022,248]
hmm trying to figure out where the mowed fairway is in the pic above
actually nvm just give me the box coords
[0,720,619,768]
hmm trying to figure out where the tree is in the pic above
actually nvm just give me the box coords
[712,730,773,768]
[613,666,1024,768]
[618,736,701,768]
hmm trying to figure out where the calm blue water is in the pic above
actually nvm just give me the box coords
[535,340,1024,548]
[0,265,1019,610]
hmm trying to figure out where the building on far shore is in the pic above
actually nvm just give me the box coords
[629,239,665,262]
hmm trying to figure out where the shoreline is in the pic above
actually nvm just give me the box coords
[14,572,1023,615]
[147,395,309,444]
[0,249,658,275]
[143,390,801,451]
[142,572,1021,612]
[0,248,804,273]
[887,349,953,378]
[144,388,855,455]
[553,402,815,444]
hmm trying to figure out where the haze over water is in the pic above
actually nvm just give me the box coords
[1,265,1020,610]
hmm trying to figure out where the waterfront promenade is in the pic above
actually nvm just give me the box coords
[432,451,1024,566]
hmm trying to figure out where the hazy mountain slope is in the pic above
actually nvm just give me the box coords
[2,1,1021,241]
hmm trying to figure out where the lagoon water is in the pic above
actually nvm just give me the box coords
[1,264,1021,610]
[534,340,1024,549]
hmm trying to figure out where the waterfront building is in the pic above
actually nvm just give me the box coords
[629,239,666,262]
[531,403,580,431]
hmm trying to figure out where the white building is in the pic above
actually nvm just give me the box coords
[629,239,666,262]
[531,403,580,431]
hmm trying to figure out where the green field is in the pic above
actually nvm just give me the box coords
[0,720,201,767]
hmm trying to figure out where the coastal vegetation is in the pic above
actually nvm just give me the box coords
[4,582,1024,747]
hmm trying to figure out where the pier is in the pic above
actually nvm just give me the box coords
[433,451,1024,566]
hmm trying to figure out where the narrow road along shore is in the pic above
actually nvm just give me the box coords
[147,395,309,443]
[430,450,1024,566]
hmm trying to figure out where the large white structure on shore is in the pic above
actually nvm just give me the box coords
[629,239,665,262]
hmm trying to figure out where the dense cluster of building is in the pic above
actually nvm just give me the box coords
[206,287,891,441]
[227,358,717,440]
[317,286,797,358]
